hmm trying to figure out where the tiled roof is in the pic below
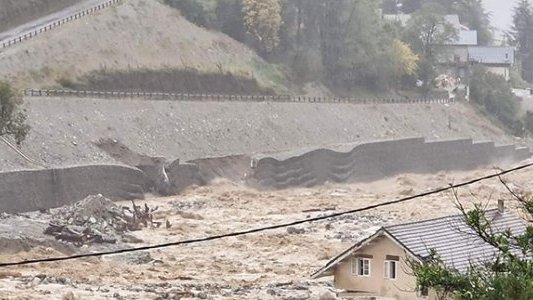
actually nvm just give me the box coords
[468,46,515,65]
[311,209,527,278]
[384,209,525,273]
[453,30,478,46]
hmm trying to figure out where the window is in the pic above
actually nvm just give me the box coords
[352,258,371,276]
[384,260,397,280]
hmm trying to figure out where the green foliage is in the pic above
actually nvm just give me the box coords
[452,0,492,46]
[412,194,533,300]
[512,0,533,82]
[384,0,492,45]
[163,0,216,28]
[241,0,283,54]
[162,0,493,93]
[57,77,77,90]
[403,9,457,91]
[0,81,30,145]
[524,111,533,133]
[510,66,533,89]
[468,66,523,135]
[215,0,246,42]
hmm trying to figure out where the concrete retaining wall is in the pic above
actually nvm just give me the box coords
[0,165,145,213]
[3,138,529,213]
[248,138,531,189]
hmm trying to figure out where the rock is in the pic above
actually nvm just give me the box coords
[31,277,41,286]
[286,227,305,234]
[45,277,57,284]
[121,234,144,244]
[35,274,47,280]
[111,252,153,265]
[178,211,204,220]
[294,284,309,290]
[267,289,276,296]
[318,291,337,300]
[196,292,207,299]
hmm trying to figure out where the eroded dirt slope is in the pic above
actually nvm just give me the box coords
[0,98,518,170]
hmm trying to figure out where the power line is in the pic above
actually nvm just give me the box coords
[1,162,532,268]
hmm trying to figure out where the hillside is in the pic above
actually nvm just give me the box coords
[0,0,287,92]
[0,97,516,171]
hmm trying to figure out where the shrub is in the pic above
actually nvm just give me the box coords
[468,66,523,135]
[164,0,216,28]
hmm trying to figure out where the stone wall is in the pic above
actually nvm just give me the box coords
[248,138,531,189]
[0,165,145,213]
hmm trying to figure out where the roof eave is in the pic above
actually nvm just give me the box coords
[310,228,385,279]
[310,228,423,279]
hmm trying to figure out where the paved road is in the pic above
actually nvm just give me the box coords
[0,0,109,43]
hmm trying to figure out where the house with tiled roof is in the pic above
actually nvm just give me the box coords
[384,13,515,81]
[311,201,526,300]
[468,46,515,80]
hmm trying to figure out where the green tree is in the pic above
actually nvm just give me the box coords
[0,81,29,145]
[404,9,458,90]
[383,0,492,45]
[451,0,492,45]
[163,0,215,28]
[316,0,409,89]
[468,66,522,135]
[512,0,533,82]
[241,0,283,54]
[215,0,246,42]
[391,39,419,78]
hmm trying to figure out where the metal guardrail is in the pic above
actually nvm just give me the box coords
[1,0,122,50]
[23,89,454,105]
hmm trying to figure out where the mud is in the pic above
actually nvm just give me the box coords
[1,165,533,299]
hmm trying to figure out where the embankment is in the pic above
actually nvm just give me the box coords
[0,97,517,171]
[0,165,144,213]
[247,138,530,189]
[0,138,529,213]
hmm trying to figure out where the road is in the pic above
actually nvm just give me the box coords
[0,0,111,44]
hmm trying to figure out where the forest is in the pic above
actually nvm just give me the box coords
[165,0,495,91]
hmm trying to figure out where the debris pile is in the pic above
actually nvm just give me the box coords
[44,194,161,246]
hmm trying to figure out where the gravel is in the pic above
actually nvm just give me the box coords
[0,99,517,171]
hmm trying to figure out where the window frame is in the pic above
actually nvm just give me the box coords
[352,257,371,277]
[384,260,397,280]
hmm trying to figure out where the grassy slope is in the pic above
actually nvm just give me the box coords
[0,0,288,93]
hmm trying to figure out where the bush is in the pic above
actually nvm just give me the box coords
[164,0,216,28]
[468,66,523,135]
[525,111,533,133]
[0,81,30,144]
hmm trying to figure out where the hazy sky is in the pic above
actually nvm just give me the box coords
[483,0,517,36]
